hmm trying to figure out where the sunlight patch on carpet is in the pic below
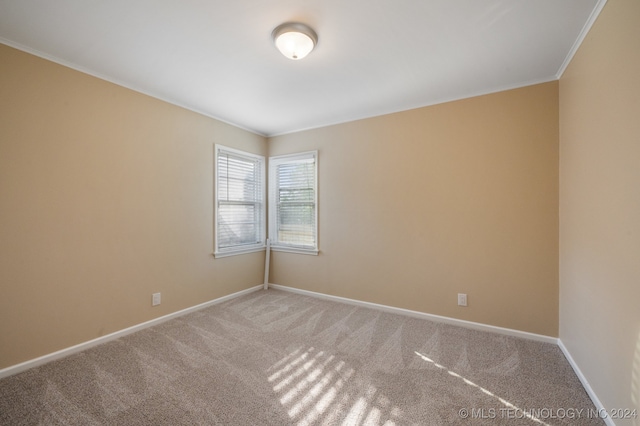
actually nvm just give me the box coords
[268,347,406,425]
[415,351,550,425]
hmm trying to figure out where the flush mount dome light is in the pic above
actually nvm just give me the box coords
[272,22,318,60]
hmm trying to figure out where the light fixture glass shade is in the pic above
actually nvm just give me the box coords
[272,23,317,60]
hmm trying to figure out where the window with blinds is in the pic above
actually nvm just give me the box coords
[214,145,265,257]
[269,151,318,255]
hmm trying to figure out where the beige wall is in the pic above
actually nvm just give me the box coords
[269,82,559,337]
[0,44,267,369]
[559,0,640,421]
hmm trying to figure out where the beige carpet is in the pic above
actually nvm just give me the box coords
[0,288,603,425]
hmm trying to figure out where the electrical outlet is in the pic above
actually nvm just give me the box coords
[457,293,467,307]
[152,293,161,306]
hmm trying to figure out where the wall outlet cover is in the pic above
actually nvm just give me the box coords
[458,293,468,307]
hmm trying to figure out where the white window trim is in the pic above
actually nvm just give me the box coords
[214,145,266,258]
[269,151,319,256]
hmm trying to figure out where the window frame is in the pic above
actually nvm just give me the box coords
[268,151,319,256]
[214,144,266,258]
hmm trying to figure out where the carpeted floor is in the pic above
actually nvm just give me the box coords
[0,288,604,425]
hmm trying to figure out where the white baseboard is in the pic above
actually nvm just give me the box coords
[557,340,615,426]
[268,283,558,344]
[0,285,263,380]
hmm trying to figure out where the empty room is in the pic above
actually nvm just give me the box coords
[0,0,638,424]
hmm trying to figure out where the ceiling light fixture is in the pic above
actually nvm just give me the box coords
[272,22,318,60]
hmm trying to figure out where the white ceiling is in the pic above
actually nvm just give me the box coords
[0,0,604,136]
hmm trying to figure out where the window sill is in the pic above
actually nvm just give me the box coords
[270,246,319,256]
[214,245,266,258]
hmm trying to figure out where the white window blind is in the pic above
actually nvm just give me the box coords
[269,151,318,255]
[215,145,265,257]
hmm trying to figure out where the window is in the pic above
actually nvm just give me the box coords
[214,145,265,257]
[269,151,318,255]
